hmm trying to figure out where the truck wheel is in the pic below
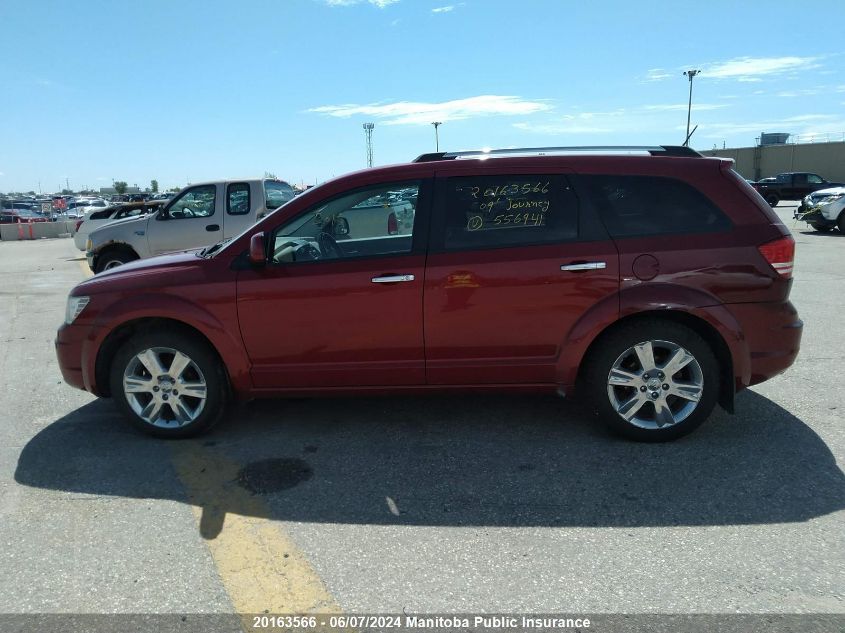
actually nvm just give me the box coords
[95,249,138,273]
[583,320,719,442]
[109,330,229,438]
[765,194,779,207]
[811,223,832,232]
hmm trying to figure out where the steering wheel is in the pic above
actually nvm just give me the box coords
[318,231,343,259]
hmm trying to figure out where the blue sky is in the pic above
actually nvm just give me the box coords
[1,0,844,193]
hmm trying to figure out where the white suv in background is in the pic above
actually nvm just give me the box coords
[796,186,845,233]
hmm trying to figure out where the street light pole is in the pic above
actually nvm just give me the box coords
[431,121,442,151]
[683,69,700,147]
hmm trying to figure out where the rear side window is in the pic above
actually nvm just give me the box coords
[227,182,251,215]
[580,175,731,238]
[438,174,578,250]
[265,181,295,210]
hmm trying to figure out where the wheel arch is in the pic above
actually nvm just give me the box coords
[94,317,234,398]
[576,309,738,412]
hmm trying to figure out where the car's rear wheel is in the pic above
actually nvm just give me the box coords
[765,194,779,207]
[584,320,719,442]
[110,330,228,438]
[95,249,138,273]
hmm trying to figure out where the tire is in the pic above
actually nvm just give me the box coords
[811,223,832,232]
[109,328,229,438]
[765,194,779,207]
[838,212,845,234]
[95,248,138,274]
[583,320,720,442]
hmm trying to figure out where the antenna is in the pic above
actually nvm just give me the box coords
[363,123,375,168]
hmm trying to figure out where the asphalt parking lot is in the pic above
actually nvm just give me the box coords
[0,203,843,622]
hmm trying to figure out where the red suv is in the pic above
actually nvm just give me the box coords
[56,146,802,441]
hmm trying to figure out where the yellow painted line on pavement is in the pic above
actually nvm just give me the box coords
[75,244,339,617]
[78,258,93,278]
[170,443,342,615]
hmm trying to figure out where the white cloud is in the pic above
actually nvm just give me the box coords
[644,104,728,112]
[309,95,551,125]
[700,114,845,139]
[432,5,455,12]
[644,68,672,82]
[643,56,823,84]
[702,56,821,81]
[0,172,5,177]
[324,0,399,7]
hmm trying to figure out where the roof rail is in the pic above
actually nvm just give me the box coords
[413,145,701,162]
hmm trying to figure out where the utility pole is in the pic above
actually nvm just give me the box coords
[363,123,375,168]
[683,69,700,147]
[431,121,442,151]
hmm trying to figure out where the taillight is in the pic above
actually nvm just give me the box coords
[75,220,84,232]
[387,212,398,235]
[758,236,795,278]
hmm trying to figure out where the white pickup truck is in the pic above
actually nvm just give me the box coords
[86,178,295,273]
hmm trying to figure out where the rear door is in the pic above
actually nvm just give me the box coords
[424,167,619,385]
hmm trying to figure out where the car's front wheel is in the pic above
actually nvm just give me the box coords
[584,321,719,442]
[110,330,228,438]
[765,194,779,207]
[811,223,832,232]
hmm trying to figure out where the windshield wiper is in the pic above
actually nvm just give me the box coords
[198,238,231,258]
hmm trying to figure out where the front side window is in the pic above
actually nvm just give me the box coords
[227,182,251,215]
[438,174,578,250]
[265,180,295,210]
[581,175,731,238]
[270,181,420,264]
[166,185,216,219]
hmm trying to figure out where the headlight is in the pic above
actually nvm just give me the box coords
[65,295,90,324]
[821,193,845,204]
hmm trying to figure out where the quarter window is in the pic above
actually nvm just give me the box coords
[581,175,731,238]
[166,185,216,219]
[227,182,251,215]
[270,182,420,263]
[439,174,578,250]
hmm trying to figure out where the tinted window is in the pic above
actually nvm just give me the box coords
[808,174,823,184]
[227,182,251,215]
[581,175,731,238]
[167,185,216,219]
[265,181,295,210]
[439,174,578,250]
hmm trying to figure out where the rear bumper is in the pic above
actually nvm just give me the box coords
[55,323,90,392]
[729,301,802,387]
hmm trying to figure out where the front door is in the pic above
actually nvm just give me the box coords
[237,179,430,389]
[146,183,223,255]
[424,168,619,385]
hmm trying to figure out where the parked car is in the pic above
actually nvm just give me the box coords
[85,179,296,273]
[0,209,50,223]
[752,172,841,206]
[73,200,166,251]
[57,145,802,442]
[794,186,845,232]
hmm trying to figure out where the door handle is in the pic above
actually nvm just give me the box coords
[371,274,415,283]
[206,224,220,231]
[560,261,607,272]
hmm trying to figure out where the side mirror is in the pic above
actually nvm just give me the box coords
[249,232,267,266]
[333,216,350,237]
[156,207,169,220]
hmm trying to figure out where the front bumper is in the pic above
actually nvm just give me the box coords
[55,323,89,392]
